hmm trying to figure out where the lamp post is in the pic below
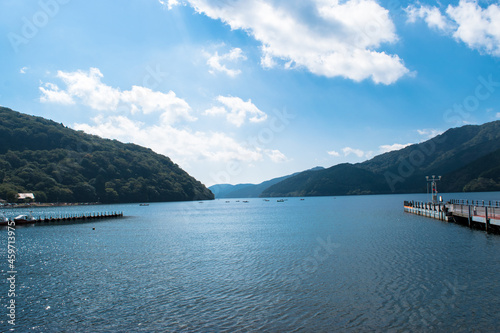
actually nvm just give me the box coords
[426,175,441,203]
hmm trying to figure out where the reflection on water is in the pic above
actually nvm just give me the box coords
[1,192,500,332]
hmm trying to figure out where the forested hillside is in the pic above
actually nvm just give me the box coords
[209,167,324,198]
[0,107,214,203]
[261,121,500,197]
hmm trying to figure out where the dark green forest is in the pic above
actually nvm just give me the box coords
[261,121,500,197]
[0,107,214,203]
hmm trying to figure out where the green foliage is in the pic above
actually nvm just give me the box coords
[261,121,500,197]
[0,107,214,203]
[262,164,386,197]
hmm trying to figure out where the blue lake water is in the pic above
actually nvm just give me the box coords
[2,192,500,332]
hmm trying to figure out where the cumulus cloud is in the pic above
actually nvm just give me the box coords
[379,142,412,153]
[41,67,287,168]
[417,128,443,139]
[327,150,340,157]
[74,115,265,165]
[121,86,196,123]
[169,0,409,84]
[39,83,75,105]
[204,96,267,127]
[53,68,122,111]
[406,5,450,31]
[342,147,366,158]
[265,149,288,163]
[40,68,195,124]
[406,0,500,57]
[207,47,246,77]
[20,66,29,74]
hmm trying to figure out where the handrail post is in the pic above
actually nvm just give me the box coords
[468,205,472,228]
[486,206,490,233]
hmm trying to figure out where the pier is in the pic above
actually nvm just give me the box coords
[0,211,124,227]
[404,200,500,233]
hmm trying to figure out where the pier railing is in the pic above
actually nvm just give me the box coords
[449,199,500,207]
[447,203,500,220]
[403,201,447,221]
[404,199,500,233]
[0,211,124,226]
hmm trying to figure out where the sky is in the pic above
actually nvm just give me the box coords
[1,0,500,187]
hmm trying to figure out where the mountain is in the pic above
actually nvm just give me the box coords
[261,121,500,197]
[209,167,324,198]
[0,107,214,203]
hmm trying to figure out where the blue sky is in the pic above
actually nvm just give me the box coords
[1,0,500,186]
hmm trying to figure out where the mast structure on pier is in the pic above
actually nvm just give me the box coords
[426,175,441,203]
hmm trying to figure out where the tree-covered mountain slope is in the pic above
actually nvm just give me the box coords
[0,107,214,203]
[261,121,500,197]
[209,167,324,198]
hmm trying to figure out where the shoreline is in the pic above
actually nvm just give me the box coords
[0,202,102,209]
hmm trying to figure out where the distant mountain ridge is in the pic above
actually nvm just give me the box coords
[209,167,324,198]
[261,121,500,197]
[0,107,214,203]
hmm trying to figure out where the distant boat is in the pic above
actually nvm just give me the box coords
[225,201,230,203]
[139,203,149,206]
[243,201,249,203]
[13,213,37,224]
[263,199,270,202]
[300,199,305,201]
[277,199,285,202]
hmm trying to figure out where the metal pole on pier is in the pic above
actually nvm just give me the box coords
[426,175,441,203]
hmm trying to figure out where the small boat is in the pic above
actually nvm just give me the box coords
[13,213,37,224]
[139,203,149,206]
[277,199,285,202]
[243,201,249,203]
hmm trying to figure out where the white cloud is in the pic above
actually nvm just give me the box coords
[342,147,365,158]
[20,66,28,74]
[265,149,288,162]
[207,47,246,77]
[39,83,75,105]
[54,68,122,111]
[407,1,500,57]
[203,106,227,116]
[40,68,195,124]
[496,112,500,118]
[174,0,409,84]
[74,115,264,164]
[379,142,412,153]
[327,150,340,157]
[417,128,443,139]
[204,96,267,127]
[159,0,180,10]
[43,68,286,172]
[121,86,196,124]
[406,5,450,31]
[447,0,500,56]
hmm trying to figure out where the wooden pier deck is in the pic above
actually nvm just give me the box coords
[0,211,124,227]
[404,200,500,233]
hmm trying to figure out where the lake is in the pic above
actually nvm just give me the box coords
[2,192,500,332]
